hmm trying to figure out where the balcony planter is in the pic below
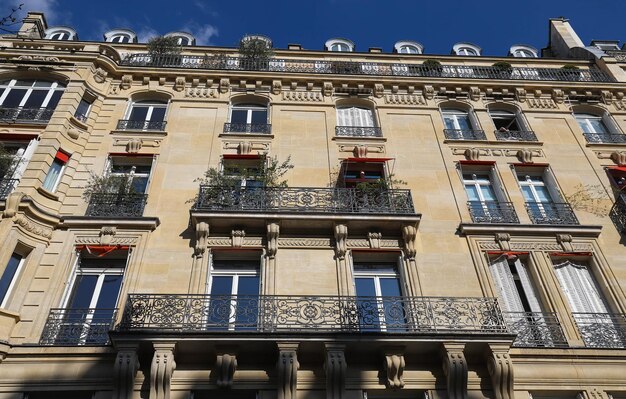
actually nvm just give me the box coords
[422,59,443,77]
[561,64,581,81]
[331,61,361,75]
[492,61,513,79]
[239,35,274,72]
[146,36,182,67]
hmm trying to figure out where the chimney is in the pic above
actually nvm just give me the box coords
[546,17,584,58]
[18,11,48,39]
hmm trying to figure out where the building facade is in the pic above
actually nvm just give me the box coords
[0,11,626,399]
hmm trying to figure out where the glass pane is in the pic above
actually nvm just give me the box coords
[589,119,608,134]
[149,107,166,122]
[250,110,267,124]
[235,276,259,329]
[236,276,259,296]
[456,115,472,130]
[379,277,401,297]
[23,90,48,108]
[128,106,148,121]
[94,274,123,309]
[379,278,406,331]
[67,275,99,309]
[443,115,456,130]
[480,185,497,201]
[355,278,380,331]
[42,160,63,191]
[464,185,480,201]
[355,277,376,297]
[2,89,27,107]
[131,176,149,193]
[0,253,22,304]
[230,109,248,124]
[521,186,534,202]
[534,186,553,203]
[210,276,233,296]
[45,91,63,109]
[75,99,90,117]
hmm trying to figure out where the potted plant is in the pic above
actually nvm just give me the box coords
[351,174,408,212]
[561,64,581,81]
[422,59,443,77]
[0,144,20,196]
[239,35,274,71]
[83,172,144,216]
[492,61,513,79]
[201,52,228,70]
[147,36,182,67]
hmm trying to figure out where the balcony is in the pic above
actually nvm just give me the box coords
[467,201,519,224]
[583,133,626,144]
[335,126,383,138]
[85,193,148,218]
[503,312,568,348]
[0,178,18,199]
[525,202,579,225]
[118,294,507,334]
[223,122,272,134]
[119,54,615,82]
[443,129,487,140]
[573,313,626,348]
[0,107,54,124]
[116,119,167,131]
[494,130,538,142]
[610,194,626,233]
[193,186,415,215]
[39,308,117,346]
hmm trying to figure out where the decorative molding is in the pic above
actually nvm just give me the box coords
[486,346,514,399]
[383,93,426,105]
[174,77,186,92]
[215,353,237,388]
[99,226,117,245]
[195,222,209,258]
[494,233,511,251]
[337,144,385,154]
[113,138,162,149]
[423,85,435,100]
[552,89,565,104]
[93,67,108,83]
[383,353,405,389]
[272,80,282,95]
[278,238,332,248]
[120,74,133,90]
[451,147,544,158]
[556,234,574,252]
[464,148,480,161]
[282,91,323,102]
[220,78,230,94]
[325,344,346,399]
[126,138,142,153]
[150,343,176,399]
[368,232,382,249]
[2,192,24,218]
[441,343,467,399]
[12,55,61,63]
[526,97,558,109]
[277,343,299,399]
[267,222,280,259]
[334,224,348,260]
[231,229,246,248]
[185,87,218,98]
[113,347,139,399]
[611,151,626,166]
[323,82,333,96]
[478,240,583,252]
[469,87,481,102]
[222,141,270,152]
[353,145,368,158]
[402,225,417,260]
[14,216,53,239]
[516,149,533,164]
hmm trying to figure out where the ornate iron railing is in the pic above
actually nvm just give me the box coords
[40,308,117,346]
[467,201,519,224]
[118,294,507,334]
[443,129,487,140]
[0,178,18,199]
[74,112,88,123]
[85,193,148,217]
[0,107,54,124]
[335,126,383,138]
[223,122,272,134]
[503,312,568,347]
[605,50,626,62]
[194,186,415,215]
[610,194,626,233]
[116,119,167,131]
[119,54,615,82]
[583,133,626,144]
[494,130,538,142]
[525,202,579,225]
[573,313,626,348]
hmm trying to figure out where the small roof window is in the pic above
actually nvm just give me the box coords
[509,44,538,58]
[104,29,137,44]
[325,38,355,52]
[452,42,481,56]
[165,31,196,46]
[393,40,423,54]
[44,27,78,41]
[590,40,620,52]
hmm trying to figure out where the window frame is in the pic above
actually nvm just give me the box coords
[42,150,70,192]
[336,105,377,128]
[325,38,355,52]
[106,155,155,194]
[0,252,25,308]
[229,103,269,125]
[0,79,65,110]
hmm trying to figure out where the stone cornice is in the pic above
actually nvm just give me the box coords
[458,223,602,237]
[58,216,160,231]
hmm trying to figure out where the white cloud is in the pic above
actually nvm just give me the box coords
[20,0,64,25]
[137,27,160,43]
[181,23,218,45]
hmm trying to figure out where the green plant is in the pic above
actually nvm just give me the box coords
[196,155,293,189]
[492,61,513,70]
[561,64,580,70]
[202,52,229,69]
[239,36,274,61]
[422,59,442,69]
[0,144,19,179]
[147,36,182,56]
[82,172,139,202]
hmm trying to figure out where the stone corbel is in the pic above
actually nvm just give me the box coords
[368,232,382,249]
[273,80,282,95]
[2,192,24,218]
[374,83,384,98]
[174,77,186,92]
[401,225,417,260]
[325,344,346,399]
[238,141,252,155]
[333,224,348,260]
[231,229,246,248]
[383,349,405,389]
[556,234,574,252]
[126,138,142,153]
[150,342,177,399]
[121,74,133,90]
[113,345,139,399]
[464,148,480,161]
[423,85,435,100]
[220,78,230,93]
[215,353,237,388]
[277,342,299,399]
[486,345,514,399]
[601,90,613,105]
[441,343,467,399]
[195,222,209,258]
[469,87,480,102]
[494,233,511,251]
[267,222,280,259]
[515,88,527,103]
[99,226,117,245]
[552,88,565,104]
[516,149,533,164]
[323,81,334,96]
[353,145,368,158]
[93,67,108,83]
[610,151,626,166]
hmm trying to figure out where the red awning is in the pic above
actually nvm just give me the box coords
[486,251,529,256]
[76,244,130,257]
[55,150,70,163]
[511,163,549,167]
[0,133,38,140]
[343,157,393,163]
[223,154,262,159]
[608,166,626,173]
[549,252,592,257]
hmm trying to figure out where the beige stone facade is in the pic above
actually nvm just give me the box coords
[0,12,625,399]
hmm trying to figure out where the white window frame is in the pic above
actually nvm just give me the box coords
[229,103,269,124]
[463,172,498,202]
[336,106,376,127]
[126,100,168,130]
[326,39,354,52]
[0,79,64,109]
[574,113,615,135]
[42,156,67,192]
[442,109,475,130]
[110,34,131,43]
[353,263,403,332]
[107,156,154,194]
[47,31,70,40]
[518,174,555,204]
[0,253,25,308]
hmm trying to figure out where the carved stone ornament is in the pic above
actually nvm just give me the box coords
[2,192,24,218]
[611,151,626,166]
[277,344,299,399]
[601,90,614,105]
[99,226,117,245]
[67,127,80,140]
[423,85,435,100]
[552,89,565,104]
[486,347,514,399]
[515,88,527,103]
[121,74,133,90]
[441,343,468,399]
[384,353,406,389]
[368,232,382,249]
[215,353,237,388]
[174,77,186,92]
[113,347,139,399]
[374,83,384,98]
[150,343,176,399]
[267,222,280,259]
[126,139,142,153]
[556,233,574,252]
[195,222,209,258]
[401,225,417,260]
[494,233,511,251]
[516,149,533,164]
[220,78,230,94]
[272,80,282,95]
[93,67,108,83]
[334,224,348,260]
[323,81,334,96]
[238,141,252,155]
[469,87,481,102]
[325,344,346,399]
[231,230,246,248]
[464,148,480,161]
[353,145,368,158]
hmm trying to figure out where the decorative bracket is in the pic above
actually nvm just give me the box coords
[216,353,237,388]
[277,342,299,399]
[333,224,348,260]
[325,343,346,399]
[486,345,514,399]
[556,234,574,252]
[441,343,468,399]
[150,342,177,399]
[195,222,209,258]
[383,348,405,389]
[267,222,280,259]
[231,229,246,248]
[113,345,139,399]
[494,233,511,251]
[401,225,417,260]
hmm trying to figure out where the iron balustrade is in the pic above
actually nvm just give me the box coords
[40,308,117,346]
[610,194,626,233]
[194,186,415,215]
[583,133,626,144]
[118,294,507,334]
[494,130,538,142]
[503,312,568,348]
[335,126,383,138]
[223,122,272,134]
[0,178,18,199]
[0,107,54,124]
[443,129,487,140]
[86,193,148,217]
[605,50,626,62]
[116,119,167,131]
[573,313,626,349]
[525,202,579,225]
[119,54,615,82]
[467,201,519,224]
[73,113,88,123]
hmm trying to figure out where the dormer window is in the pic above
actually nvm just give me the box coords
[104,29,137,44]
[509,45,538,58]
[453,43,481,56]
[165,32,196,46]
[325,38,354,52]
[45,27,77,41]
[393,41,423,54]
[591,41,620,52]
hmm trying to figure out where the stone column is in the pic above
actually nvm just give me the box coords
[277,342,300,399]
[150,342,177,399]
[486,344,514,399]
[113,344,139,399]
[441,343,467,399]
[325,343,346,399]
[333,224,352,296]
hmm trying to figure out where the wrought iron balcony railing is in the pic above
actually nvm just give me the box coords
[118,294,507,334]
[573,313,626,349]
[119,54,615,82]
[40,308,117,346]
[467,201,519,224]
[443,129,487,140]
[583,133,626,144]
[193,186,415,215]
[116,119,167,131]
[0,178,18,199]
[605,50,626,62]
[525,202,579,225]
[335,126,383,138]
[610,194,626,233]
[85,193,148,218]
[503,312,568,348]
[494,130,538,142]
[0,107,54,124]
[223,122,272,134]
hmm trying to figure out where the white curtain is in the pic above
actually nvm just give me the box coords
[337,107,375,127]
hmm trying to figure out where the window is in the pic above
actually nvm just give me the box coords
[575,113,609,134]
[574,109,622,143]
[171,35,192,46]
[122,100,167,131]
[0,139,36,181]
[74,98,93,123]
[111,34,131,43]
[336,106,375,127]
[394,41,423,54]
[509,45,538,58]
[489,108,535,140]
[453,43,481,56]
[490,110,521,131]
[441,108,482,139]
[353,261,405,332]
[516,168,576,224]
[0,253,25,308]
[606,167,626,191]
[42,150,69,192]
[229,103,269,131]
[46,30,72,40]
[108,157,153,194]
[491,255,542,313]
[104,30,137,43]
[325,38,354,52]
[0,79,65,121]
[208,254,260,330]
[340,159,386,188]
[458,47,478,56]
[398,45,419,54]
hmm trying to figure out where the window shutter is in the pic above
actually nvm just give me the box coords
[489,257,524,313]
[362,108,375,127]
[514,258,543,313]
[553,260,608,314]
[337,108,347,126]
[205,251,214,294]
[602,111,622,135]
[11,138,38,180]
[468,110,481,131]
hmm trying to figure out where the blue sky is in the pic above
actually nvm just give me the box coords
[11,0,626,55]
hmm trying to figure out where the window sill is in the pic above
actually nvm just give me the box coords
[69,115,89,131]
[332,136,387,142]
[36,186,59,201]
[458,222,601,237]
[584,142,626,148]
[110,129,168,137]
[444,138,543,146]
[218,133,274,139]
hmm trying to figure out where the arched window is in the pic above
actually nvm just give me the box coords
[0,79,65,122]
[45,27,77,41]
[575,113,609,134]
[336,105,381,137]
[118,100,168,131]
[509,45,538,58]
[574,106,623,144]
[165,32,196,46]
[225,102,270,134]
[488,107,535,141]
[104,29,137,44]
[441,107,484,140]
[325,38,355,52]
[110,34,131,43]
[394,41,423,55]
[452,43,481,56]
